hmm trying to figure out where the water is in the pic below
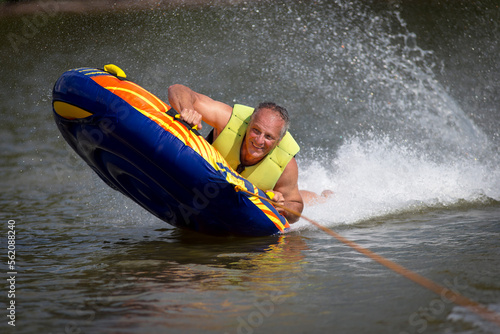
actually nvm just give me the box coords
[1,0,500,333]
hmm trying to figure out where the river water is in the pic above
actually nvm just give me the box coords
[1,0,500,333]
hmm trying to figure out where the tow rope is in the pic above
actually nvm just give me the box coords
[235,185,500,328]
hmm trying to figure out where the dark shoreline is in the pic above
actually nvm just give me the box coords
[0,0,254,17]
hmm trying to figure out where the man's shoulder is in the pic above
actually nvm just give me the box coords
[232,104,254,121]
[278,157,299,181]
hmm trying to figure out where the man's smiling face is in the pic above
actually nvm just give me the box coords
[240,108,284,166]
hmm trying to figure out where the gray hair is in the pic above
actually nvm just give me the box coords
[251,102,290,139]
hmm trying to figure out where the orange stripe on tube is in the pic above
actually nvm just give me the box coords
[91,75,169,113]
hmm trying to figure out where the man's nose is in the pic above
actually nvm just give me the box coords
[254,133,265,145]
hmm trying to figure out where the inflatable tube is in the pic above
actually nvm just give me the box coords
[52,66,290,237]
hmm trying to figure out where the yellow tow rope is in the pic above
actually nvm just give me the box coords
[235,185,500,328]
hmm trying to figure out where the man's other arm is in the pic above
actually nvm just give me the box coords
[269,158,304,224]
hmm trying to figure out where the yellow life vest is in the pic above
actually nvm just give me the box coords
[212,104,300,190]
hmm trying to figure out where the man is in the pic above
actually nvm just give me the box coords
[168,84,304,223]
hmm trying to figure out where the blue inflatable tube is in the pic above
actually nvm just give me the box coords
[52,66,290,237]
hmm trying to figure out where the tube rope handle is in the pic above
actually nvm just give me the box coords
[174,114,198,130]
[103,64,127,79]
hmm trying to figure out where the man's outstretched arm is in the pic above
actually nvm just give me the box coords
[168,84,232,133]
